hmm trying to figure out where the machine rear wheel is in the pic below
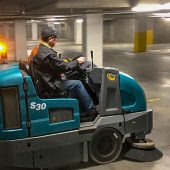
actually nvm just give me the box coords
[89,128,122,164]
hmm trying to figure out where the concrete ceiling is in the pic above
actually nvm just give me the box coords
[0,0,170,20]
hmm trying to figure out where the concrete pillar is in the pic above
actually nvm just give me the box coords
[4,24,9,40]
[110,20,115,42]
[32,22,38,41]
[74,20,83,44]
[147,18,154,45]
[64,22,69,39]
[48,22,54,28]
[134,14,147,53]
[83,14,103,66]
[66,22,74,41]
[15,20,27,61]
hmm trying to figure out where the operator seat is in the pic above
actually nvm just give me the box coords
[19,62,69,98]
[19,62,30,75]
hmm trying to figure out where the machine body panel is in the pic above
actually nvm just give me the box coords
[0,64,153,168]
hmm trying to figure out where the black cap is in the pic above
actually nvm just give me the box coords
[41,26,58,41]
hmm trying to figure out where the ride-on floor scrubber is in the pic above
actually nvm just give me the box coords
[0,53,162,169]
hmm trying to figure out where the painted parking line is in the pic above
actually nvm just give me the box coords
[147,98,160,102]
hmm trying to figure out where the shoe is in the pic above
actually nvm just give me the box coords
[80,110,98,122]
[80,112,89,119]
[88,109,98,121]
[80,112,90,123]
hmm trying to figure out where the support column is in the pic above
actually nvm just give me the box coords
[4,24,10,40]
[74,20,83,44]
[83,14,103,66]
[15,20,27,61]
[48,22,54,28]
[134,14,147,53]
[147,18,154,45]
[32,22,38,41]
[66,22,74,41]
[110,20,115,42]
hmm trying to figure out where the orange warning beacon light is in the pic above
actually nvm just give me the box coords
[0,42,8,64]
[0,42,7,52]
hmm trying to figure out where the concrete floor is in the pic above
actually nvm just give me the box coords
[1,43,170,170]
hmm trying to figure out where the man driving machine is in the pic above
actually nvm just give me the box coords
[28,26,97,119]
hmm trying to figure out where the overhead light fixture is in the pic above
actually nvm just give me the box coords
[29,20,41,23]
[46,18,66,22]
[27,20,41,24]
[163,17,170,22]
[46,18,56,21]
[153,12,170,18]
[54,22,61,25]
[162,3,170,10]
[132,4,162,12]
[132,3,170,12]
[76,19,83,23]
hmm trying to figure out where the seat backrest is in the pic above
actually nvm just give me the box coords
[19,62,30,75]
[19,61,69,98]
[19,61,46,97]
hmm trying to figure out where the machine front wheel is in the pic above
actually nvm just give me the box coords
[89,128,122,164]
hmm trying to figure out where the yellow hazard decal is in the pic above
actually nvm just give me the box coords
[107,73,116,81]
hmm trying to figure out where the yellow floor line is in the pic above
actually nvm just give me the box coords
[148,98,160,102]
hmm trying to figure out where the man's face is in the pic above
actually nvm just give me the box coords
[48,36,57,47]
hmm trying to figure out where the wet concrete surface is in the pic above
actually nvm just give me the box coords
[1,43,170,170]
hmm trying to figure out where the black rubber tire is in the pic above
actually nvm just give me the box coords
[89,128,122,164]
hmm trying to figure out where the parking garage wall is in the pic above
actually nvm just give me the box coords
[1,17,170,46]
[104,17,170,44]
[153,18,170,44]
[26,22,74,41]
[103,18,135,43]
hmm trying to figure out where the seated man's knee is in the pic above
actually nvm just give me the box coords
[73,80,84,90]
[75,80,82,85]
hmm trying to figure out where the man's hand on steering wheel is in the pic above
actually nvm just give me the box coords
[76,56,86,64]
